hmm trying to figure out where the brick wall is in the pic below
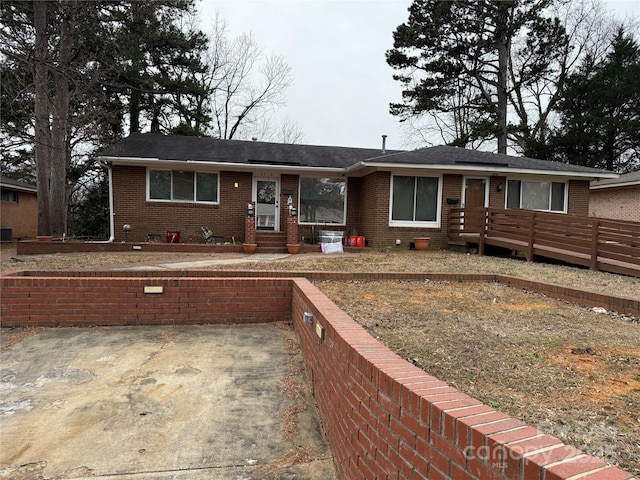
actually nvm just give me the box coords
[0,277,291,327]
[291,278,635,480]
[0,190,38,239]
[112,166,252,243]
[568,180,590,216]
[590,186,640,222]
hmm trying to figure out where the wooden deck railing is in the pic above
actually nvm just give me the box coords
[448,208,640,277]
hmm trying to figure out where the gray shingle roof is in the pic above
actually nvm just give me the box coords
[98,133,613,176]
[98,133,401,169]
[591,170,640,188]
[367,146,612,175]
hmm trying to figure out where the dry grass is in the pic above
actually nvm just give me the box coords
[317,280,640,476]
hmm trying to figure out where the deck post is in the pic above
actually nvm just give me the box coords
[590,219,600,271]
[526,211,536,261]
[478,208,487,255]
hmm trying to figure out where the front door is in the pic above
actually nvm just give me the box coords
[463,178,488,232]
[253,176,280,231]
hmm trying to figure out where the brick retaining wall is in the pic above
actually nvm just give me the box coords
[291,278,635,480]
[0,277,291,327]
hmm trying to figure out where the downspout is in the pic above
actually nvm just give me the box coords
[89,161,115,243]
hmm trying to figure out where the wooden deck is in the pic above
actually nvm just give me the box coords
[448,208,640,278]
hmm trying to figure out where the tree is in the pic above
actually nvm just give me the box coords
[203,14,293,140]
[552,28,640,172]
[387,0,568,154]
[1,0,209,235]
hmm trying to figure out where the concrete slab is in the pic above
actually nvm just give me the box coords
[0,324,336,480]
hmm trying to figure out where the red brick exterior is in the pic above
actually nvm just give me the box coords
[590,185,640,222]
[0,190,38,240]
[567,180,590,216]
[112,165,252,243]
[110,165,593,249]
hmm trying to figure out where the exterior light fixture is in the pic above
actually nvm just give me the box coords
[234,182,239,189]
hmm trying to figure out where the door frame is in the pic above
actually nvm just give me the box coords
[252,175,281,231]
[462,176,489,208]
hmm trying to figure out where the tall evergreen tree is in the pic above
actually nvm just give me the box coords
[387,0,568,154]
[553,28,640,172]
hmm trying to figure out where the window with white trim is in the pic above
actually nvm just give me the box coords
[506,180,566,212]
[390,175,441,227]
[148,169,219,203]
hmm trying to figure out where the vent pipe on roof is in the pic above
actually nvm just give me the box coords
[252,137,258,142]
[381,135,387,153]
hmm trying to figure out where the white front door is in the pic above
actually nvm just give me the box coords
[253,176,280,231]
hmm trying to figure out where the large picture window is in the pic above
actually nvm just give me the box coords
[506,180,566,212]
[390,175,441,227]
[299,177,346,224]
[148,169,218,203]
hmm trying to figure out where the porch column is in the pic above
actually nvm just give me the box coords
[245,201,256,245]
[286,207,299,246]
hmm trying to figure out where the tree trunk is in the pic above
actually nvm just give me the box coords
[34,0,52,236]
[496,30,509,155]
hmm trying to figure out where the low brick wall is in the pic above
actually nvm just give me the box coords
[0,273,636,479]
[0,277,291,327]
[291,278,635,480]
[12,270,640,317]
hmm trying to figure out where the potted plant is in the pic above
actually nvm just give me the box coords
[286,243,300,255]
[242,243,257,254]
[414,237,430,251]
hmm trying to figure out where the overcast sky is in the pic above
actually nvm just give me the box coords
[198,0,639,151]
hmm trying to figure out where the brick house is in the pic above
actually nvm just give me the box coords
[0,175,38,241]
[97,133,616,248]
[590,170,640,222]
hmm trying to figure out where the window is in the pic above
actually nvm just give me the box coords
[299,177,346,224]
[0,189,18,203]
[506,180,566,212]
[390,175,441,226]
[148,169,218,203]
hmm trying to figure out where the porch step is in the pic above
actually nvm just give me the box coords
[255,231,288,248]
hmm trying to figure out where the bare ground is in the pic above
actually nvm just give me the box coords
[2,246,639,474]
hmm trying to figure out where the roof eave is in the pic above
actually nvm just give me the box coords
[97,156,344,174]
[356,161,617,179]
[591,180,640,190]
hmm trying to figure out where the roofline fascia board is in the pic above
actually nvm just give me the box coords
[591,180,640,189]
[97,156,344,175]
[0,183,38,193]
[356,162,618,179]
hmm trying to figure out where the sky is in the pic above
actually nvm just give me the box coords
[198,0,639,151]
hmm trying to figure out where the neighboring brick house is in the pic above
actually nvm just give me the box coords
[0,175,38,241]
[590,170,640,222]
[97,133,616,248]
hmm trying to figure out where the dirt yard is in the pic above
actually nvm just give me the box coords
[2,246,639,474]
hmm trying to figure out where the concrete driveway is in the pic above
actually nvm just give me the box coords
[0,324,336,479]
